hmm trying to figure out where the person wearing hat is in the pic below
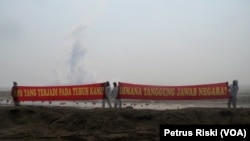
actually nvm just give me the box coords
[228,80,239,109]
[11,81,20,106]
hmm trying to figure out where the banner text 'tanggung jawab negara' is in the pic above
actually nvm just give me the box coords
[118,82,229,100]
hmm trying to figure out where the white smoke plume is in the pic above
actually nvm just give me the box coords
[54,24,94,85]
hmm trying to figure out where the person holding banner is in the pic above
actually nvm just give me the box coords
[113,82,122,108]
[11,81,20,106]
[227,80,239,109]
[102,81,112,108]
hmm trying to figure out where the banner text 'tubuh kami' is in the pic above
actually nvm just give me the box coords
[18,87,104,97]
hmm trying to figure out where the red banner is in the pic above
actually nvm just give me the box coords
[17,82,105,101]
[118,82,229,100]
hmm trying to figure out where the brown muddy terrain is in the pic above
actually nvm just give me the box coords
[0,106,250,141]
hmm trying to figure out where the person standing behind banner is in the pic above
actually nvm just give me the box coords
[113,82,122,108]
[11,81,20,106]
[102,81,112,108]
[228,80,239,109]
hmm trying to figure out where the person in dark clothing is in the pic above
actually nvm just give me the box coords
[11,81,20,106]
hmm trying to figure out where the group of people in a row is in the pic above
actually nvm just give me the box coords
[103,81,122,108]
[11,80,239,109]
[11,81,122,108]
[102,80,240,109]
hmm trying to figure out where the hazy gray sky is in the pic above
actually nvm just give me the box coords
[1,0,250,87]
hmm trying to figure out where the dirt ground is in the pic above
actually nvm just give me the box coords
[0,106,250,141]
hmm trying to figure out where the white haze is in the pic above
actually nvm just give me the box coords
[0,0,249,88]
